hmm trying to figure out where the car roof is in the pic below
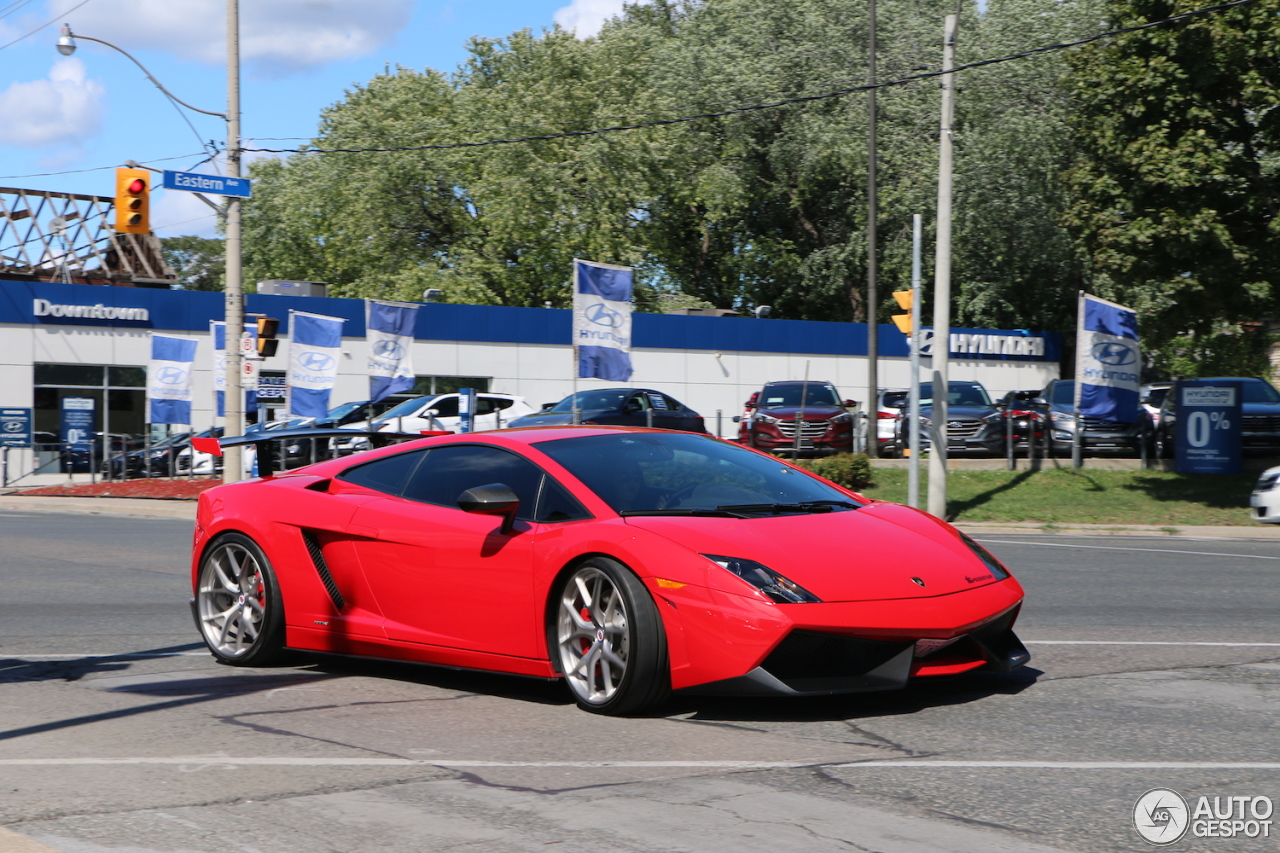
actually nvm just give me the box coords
[763,380,837,387]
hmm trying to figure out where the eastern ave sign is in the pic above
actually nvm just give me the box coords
[162,170,252,198]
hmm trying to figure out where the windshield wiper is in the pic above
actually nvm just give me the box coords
[713,500,861,515]
[619,508,749,519]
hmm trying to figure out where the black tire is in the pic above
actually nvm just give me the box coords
[1156,429,1174,459]
[194,532,287,666]
[550,557,669,716]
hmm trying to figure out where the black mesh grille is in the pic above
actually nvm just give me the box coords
[761,631,910,682]
[302,531,345,611]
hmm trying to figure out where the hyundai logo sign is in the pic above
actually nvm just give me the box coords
[585,303,623,328]
[155,366,189,385]
[372,339,404,360]
[1092,341,1137,366]
[298,352,336,372]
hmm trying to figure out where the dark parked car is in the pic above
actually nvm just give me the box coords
[1040,379,1152,456]
[1156,377,1280,457]
[508,388,707,433]
[737,381,857,456]
[897,380,1006,455]
[107,430,194,478]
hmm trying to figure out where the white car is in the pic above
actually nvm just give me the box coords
[333,392,535,454]
[1250,465,1280,523]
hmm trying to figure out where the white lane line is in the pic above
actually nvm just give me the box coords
[1025,640,1280,647]
[977,539,1280,560]
[2,758,1279,771]
[2,652,208,659]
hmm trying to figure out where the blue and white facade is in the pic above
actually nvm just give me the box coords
[0,279,1061,479]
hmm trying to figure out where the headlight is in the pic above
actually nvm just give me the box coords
[830,412,852,424]
[703,554,821,603]
[1256,472,1280,491]
[1051,412,1073,425]
[958,533,1011,580]
[754,413,780,425]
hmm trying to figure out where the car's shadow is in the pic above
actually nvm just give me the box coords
[295,653,1043,722]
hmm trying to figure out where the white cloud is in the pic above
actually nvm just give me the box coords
[0,59,105,148]
[50,0,413,74]
[553,0,643,37]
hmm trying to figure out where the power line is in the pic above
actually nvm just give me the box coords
[0,152,210,181]
[0,0,92,50]
[241,0,1263,157]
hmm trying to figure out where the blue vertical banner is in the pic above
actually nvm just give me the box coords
[147,334,197,425]
[572,259,633,382]
[1175,380,1242,474]
[288,311,345,417]
[60,396,95,471]
[211,321,259,417]
[1075,294,1141,422]
[366,300,418,403]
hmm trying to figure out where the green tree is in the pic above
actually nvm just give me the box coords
[1063,0,1280,374]
[161,235,225,291]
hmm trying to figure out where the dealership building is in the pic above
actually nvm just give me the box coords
[0,279,1061,482]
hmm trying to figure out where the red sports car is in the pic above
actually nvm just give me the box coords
[191,426,1029,715]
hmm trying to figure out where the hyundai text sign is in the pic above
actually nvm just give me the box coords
[162,170,252,198]
[1175,380,1241,474]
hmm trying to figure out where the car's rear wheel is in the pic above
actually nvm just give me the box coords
[553,558,669,716]
[195,533,286,666]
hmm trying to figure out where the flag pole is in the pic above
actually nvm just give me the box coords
[1073,290,1084,469]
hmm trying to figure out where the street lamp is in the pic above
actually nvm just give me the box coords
[57,4,248,484]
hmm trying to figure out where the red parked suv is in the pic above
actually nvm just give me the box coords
[737,380,858,455]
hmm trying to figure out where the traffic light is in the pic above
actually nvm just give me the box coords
[891,290,913,334]
[114,167,150,234]
[256,316,280,358]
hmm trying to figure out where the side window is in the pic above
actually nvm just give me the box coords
[475,397,497,416]
[422,397,459,419]
[402,445,544,520]
[337,449,427,496]
[535,477,592,523]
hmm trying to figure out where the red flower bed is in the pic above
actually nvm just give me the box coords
[16,479,221,500]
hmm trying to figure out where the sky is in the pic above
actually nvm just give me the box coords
[0,0,637,239]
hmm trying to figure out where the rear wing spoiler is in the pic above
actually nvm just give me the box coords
[190,427,447,478]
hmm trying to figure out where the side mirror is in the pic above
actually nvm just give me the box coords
[731,415,742,423]
[623,401,643,414]
[541,402,555,410]
[457,483,520,534]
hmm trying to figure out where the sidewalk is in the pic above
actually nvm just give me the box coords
[2,492,1277,538]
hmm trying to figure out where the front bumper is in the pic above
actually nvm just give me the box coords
[648,576,1028,696]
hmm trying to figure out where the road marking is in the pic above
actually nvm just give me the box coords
[2,758,1280,771]
[978,539,1280,560]
[3,652,208,659]
[1025,640,1280,647]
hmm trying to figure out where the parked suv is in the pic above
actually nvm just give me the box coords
[737,380,857,456]
[896,380,1005,455]
[1156,377,1280,457]
[1041,379,1152,456]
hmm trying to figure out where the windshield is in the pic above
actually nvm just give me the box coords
[325,401,367,420]
[918,382,992,407]
[535,432,863,515]
[760,384,842,408]
[374,396,435,421]
[1241,380,1280,404]
[1049,382,1074,405]
[548,389,632,413]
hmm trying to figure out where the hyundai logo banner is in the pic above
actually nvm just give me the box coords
[288,310,345,418]
[366,300,418,404]
[572,258,634,382]
[147,334,198,425]
[210,321,259,417]
[1075,294,1141,423]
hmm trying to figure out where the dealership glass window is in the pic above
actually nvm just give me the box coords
[33,363,147,441]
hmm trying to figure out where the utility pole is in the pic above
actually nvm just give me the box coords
[223,0,245,483]
[908,213,923,509]
[927,14,957,520]
[865,0,879,455]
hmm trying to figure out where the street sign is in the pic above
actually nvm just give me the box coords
[1174,380,1242,474]
[162,170,252,198]
[0,408,32,447]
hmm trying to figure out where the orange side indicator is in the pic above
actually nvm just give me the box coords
[654,578,687,589]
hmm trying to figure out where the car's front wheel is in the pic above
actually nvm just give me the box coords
[195,533,286,666]
[552,558,669,716]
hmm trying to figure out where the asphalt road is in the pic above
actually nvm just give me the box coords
[0,508,1277,853]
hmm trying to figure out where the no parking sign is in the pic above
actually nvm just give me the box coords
[1175,380,1241,474]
